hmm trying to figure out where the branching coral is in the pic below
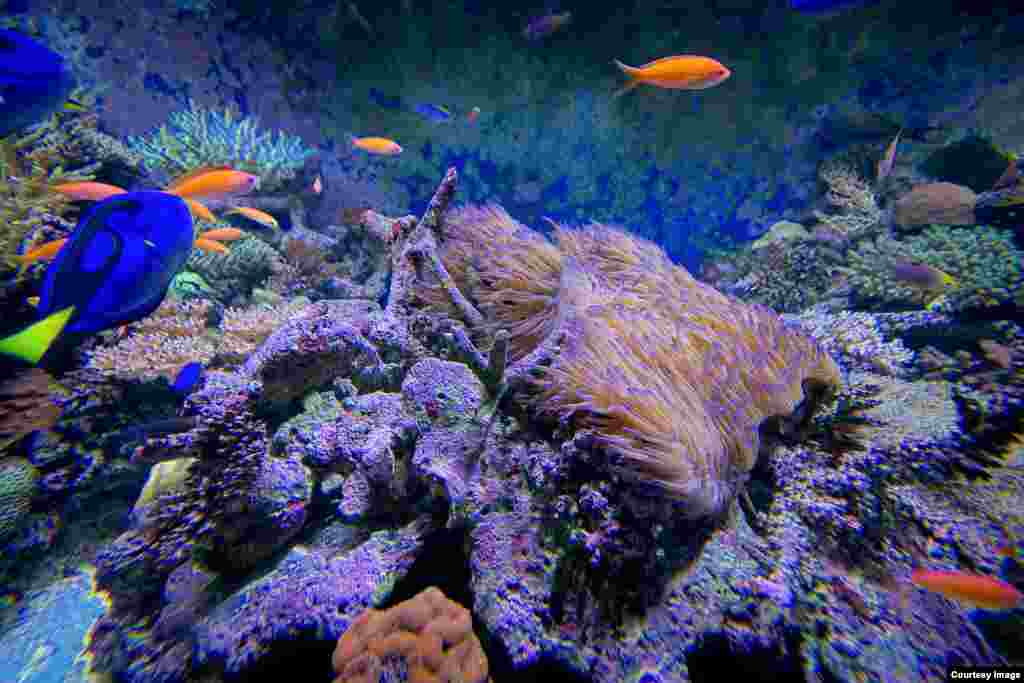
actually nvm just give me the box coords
[813,159,882,237]
[126,99,316,191]
[0,128,97,271]
[85,299,217,382]
[332,586,490,683]
[845,225,1023,312]
[85,297,317,382]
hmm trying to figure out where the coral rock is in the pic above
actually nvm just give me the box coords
[893,182,977,228]
[332,586,489,683]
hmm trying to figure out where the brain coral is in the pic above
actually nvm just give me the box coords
[430,206,841,519]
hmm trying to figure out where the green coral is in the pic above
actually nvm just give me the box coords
[186,235,283,304]
[0,457,39,540]
[0,125,97,272]
[845,225,1023,311]
[126,99,316,192]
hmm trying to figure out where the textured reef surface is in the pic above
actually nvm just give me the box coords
[54,169,1019,683]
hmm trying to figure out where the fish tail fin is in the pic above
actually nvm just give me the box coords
[0,306,75,365]
[613,79,639,99]
[612,59,639,98]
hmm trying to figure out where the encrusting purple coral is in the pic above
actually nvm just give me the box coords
[80,168,1016,683]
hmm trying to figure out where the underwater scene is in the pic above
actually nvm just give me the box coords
[1,0,1024,681]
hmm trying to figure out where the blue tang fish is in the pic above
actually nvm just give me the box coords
[413,103,453,123]
[0,29,80,137]
[171,361,204,397]
[0,191,195,364]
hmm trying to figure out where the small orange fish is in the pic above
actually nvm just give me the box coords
[613,55,731,97]
[52,182,127,201]
[224,206,278,229]
[166,166,260,201]
[193,238,230,255]
[312,175,322,194]
[351,136,403,156]
[14,238,67,274]
[199,227,245,242]
[910,569,1024,610]
[467,106,480,124]
[182,197,216,223]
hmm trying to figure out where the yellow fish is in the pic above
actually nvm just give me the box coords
[224,207,278,229]
[613,55,732,97]
[350,136,403,156]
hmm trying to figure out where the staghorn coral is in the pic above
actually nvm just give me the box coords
[126,99,316,192]
[845,225,1023,312]
[332,586,490,683]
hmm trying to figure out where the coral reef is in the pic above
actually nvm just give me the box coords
[126,99,316,192]
[845,225,1023,312]
[76,168,1023,683]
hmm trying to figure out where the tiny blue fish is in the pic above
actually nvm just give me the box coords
[171,361,204,397]
[413,103,453,122]
[368,87,403,110]
[789,0,878,14]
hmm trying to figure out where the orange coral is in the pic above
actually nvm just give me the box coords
[332,586,490,683]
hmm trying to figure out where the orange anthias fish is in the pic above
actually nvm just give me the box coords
[52,182,127,201]
[14,238,67,274]
[193,238,230,255]
[224,206,278,229]
[182,197,216,223]
[199,227,245,242]
[166,166,260,201]
[350,136,403,156]
[910,569,1024,610]
[613,55,731,97]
